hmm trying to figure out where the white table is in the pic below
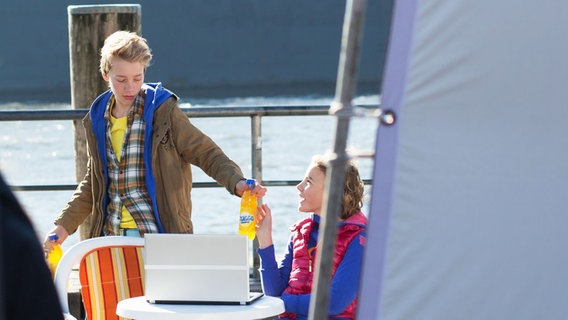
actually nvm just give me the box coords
[116,295,285,320]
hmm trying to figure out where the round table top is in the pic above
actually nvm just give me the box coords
[116,295,285,320]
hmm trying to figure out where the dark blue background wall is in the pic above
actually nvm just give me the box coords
[0,0,391,103]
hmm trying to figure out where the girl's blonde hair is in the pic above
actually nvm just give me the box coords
[312,155,364,220]
[99,31,152,75]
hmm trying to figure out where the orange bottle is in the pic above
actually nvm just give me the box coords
[46,233,63,278]
[238,179,257,240]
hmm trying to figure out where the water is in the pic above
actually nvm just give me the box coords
[0,95,379,255]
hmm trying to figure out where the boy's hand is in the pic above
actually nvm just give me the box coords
[235,179,267,199]
[43,225,69,257]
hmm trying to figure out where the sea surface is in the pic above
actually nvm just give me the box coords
[0,95,379,255]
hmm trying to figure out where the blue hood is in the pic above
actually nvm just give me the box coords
[90,82,173,124]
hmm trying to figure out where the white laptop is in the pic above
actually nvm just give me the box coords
[144,233,263,305]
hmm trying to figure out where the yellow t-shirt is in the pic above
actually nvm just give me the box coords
[109,114,137,229]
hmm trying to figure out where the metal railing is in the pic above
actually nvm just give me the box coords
[0,104,377,191]
[0,103,378,290]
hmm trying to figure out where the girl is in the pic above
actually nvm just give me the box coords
[256,155,367,320]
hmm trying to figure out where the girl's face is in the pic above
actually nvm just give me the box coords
[102,57,145,110]
[296,164,326,215]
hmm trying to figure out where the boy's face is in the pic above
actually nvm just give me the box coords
[102,57,145,110]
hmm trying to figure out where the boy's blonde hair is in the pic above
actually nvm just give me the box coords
[99,31,152,75]
[312,155,364,220]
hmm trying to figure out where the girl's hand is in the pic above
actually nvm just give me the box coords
[256,203,273,249]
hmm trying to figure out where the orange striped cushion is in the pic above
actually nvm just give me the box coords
[79,246,145,320]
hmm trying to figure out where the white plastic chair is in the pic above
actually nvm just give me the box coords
[53,236,145,320]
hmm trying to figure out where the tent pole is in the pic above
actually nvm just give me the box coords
[308,0,367,319]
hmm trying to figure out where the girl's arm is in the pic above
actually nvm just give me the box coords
[258,241,293,296]
[256,203,293,295]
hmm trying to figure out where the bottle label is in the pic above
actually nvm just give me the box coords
[239,214,254,224]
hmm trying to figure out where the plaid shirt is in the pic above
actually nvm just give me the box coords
[103,93,159,235]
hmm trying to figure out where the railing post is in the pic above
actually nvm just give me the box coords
[67,4,141,183]
[251,115,262,281]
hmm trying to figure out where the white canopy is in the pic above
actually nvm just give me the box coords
[358,0,568,319]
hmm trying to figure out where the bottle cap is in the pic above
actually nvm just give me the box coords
[246,179,255,189]
[48,233,59,242]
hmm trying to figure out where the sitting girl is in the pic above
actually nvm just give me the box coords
[256,155,367,320]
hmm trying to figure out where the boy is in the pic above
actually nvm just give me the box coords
[44,31,263,250]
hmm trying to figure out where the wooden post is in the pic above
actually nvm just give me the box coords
[67,6,141,317]
[67,4,141,183]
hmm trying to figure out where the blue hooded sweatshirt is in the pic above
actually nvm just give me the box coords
[88,82,174,234]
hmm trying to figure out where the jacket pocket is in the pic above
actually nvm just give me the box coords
[158,128,175,152]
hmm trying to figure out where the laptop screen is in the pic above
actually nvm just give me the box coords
[144,234,259,304]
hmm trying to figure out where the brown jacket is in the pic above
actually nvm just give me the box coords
[54,94,245,239]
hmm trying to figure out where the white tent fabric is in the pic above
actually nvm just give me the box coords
[358,0,568,319]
